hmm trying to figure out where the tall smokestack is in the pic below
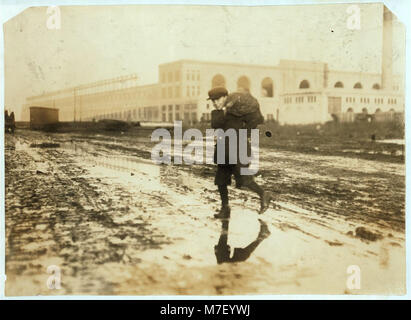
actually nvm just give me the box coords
[381,6,393,91]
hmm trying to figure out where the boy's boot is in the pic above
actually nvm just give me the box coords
[259,191,274,214]
[214,205,231,219]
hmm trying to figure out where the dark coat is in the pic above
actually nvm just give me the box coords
[211,92,264,131]
[211,92,264,164]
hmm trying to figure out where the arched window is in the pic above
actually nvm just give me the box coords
[372,83,381,90]
[211,74,226,89]
[299,80,310,89]
[354,82,363,89]
[261,77,273,97]
[334,81,344,88]
[362,108,368,114]
[347,108,354,113]
[237,76,250,92]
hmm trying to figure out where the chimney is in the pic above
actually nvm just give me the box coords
[381,6,393,91]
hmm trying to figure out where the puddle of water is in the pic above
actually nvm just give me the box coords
[60,141,161,177]
[7,135,406,295]
[376,139,405,145]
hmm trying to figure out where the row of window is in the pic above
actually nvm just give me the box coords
[93,109,200,123]
[160,86,201,98]
[212,76,400,94]
[162,112,198,123]
[160,70,201,83]
[305,80,378,90]
[284,96,317,104]
[334,82,371,89]
[161,87,180,99]
[95,108,154,120]
[200,112,274,122]
[211,75,274,97]
[345,97,397,105]
[95,103,199,119]
[301,80,400,91]
[96,105,199,123]
[153,104,199,122]
[187,86,201,97]
[284,105,318,112]
[187,70,200,81]
[284,97,292,104]
[161,104,197,112]
[337,82,400,91]
[372,97,397,104]
[84,104,197,121]
[346,108,397,114]
[284,95,397,105]
[161,70,180,83]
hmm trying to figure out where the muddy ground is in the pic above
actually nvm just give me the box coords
[4,129,406,296]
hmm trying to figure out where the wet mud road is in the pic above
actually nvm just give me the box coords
[4,130,405,295]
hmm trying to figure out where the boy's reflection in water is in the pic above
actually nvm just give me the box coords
[214,218,271,264]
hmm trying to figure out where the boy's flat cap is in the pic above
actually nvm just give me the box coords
[207,87,228,100]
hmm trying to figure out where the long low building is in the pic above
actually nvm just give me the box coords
[22,58,404,125]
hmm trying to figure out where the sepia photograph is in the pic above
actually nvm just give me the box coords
[1,2,407,297]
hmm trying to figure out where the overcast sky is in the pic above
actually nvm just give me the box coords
[4,3,406,119]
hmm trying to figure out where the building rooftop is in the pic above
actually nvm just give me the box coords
[159,59,281,70]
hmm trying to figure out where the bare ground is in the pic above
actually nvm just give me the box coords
[4,129,406,296]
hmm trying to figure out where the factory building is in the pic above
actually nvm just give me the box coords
[23,7,404,125]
